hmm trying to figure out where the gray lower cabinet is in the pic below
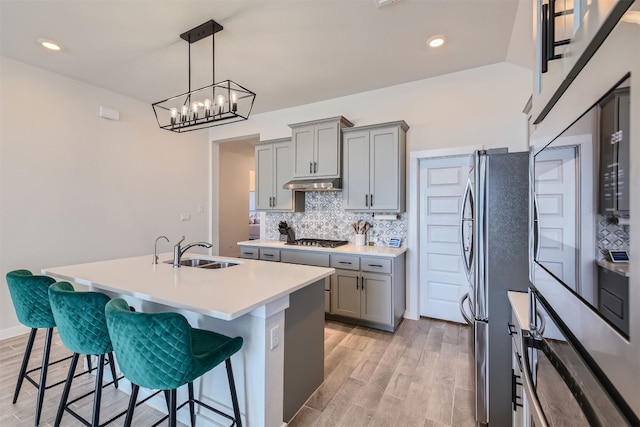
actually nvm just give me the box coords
[239,246,405,332]
[331,269,392,325]
[328,253,404,332]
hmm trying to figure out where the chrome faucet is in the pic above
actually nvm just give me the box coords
[153,235,170,265]
[173,236,213,267]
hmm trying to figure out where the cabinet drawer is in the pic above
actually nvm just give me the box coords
[330,254,360,270]
[239,248,259,260]
[361,257,391,274]
[281,250,330,267]
[259,248,281,262]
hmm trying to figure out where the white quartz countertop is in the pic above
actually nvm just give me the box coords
[237,239,407,257]
[43,254,334,321]
[508,291,530,331]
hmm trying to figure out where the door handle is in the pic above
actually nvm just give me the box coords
[460,179,474,280]
[521,335,550,427]
[459,293,473,325]
[533,195,541,259]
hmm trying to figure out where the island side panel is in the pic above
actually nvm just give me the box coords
[284,279,325,421]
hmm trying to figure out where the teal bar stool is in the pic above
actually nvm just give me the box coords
[105,298,244,427]
[48,282,120,427]
[6,269,72,426]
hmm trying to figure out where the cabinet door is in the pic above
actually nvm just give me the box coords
[273,142,294,210]
[292,125,315,178]
[255,144,274,210]
[343,130,371,210]
[314,121,340,177]
[330,269,360,318]
[360,273,392,324]
[370,126,399,211]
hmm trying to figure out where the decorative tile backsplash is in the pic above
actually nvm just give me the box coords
[596,214,630,256]
[264,192,408,247]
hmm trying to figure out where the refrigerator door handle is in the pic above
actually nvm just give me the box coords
[460,178,474,280]
[474,152,488,321]
[533,195,541,260]
[459,293,473,325]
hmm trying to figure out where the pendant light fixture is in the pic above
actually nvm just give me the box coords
[152,20,256,133]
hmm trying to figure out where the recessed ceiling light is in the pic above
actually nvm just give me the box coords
[426,35,446,48]
[38,39,62,51]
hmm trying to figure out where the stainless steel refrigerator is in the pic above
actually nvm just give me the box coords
[459,149,530,427]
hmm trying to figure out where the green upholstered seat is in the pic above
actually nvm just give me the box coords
[48,282,119,427]
[6,269,66,426]
[105,298,244,427]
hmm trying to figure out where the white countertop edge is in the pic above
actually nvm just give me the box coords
[237,239,407,257]
[507,291,530,331]
[596,259,630,277]
[42,255,335,321]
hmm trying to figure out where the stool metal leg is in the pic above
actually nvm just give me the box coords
[168,389,178,427]
[13,328,37,404]
[55,352,80,427]
[225,359,242,427]
[91,353,106,427]
[123,384,140,427]
[34,328,54,426]
[108,352,118,389]
[188,382,196,427]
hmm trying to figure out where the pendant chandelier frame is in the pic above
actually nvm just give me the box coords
[152,20,256,133]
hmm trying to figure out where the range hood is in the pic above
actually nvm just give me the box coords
[283,178,342,191]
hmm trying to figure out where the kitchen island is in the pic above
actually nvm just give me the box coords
[43,253,334,427]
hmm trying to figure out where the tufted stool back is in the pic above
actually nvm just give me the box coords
[48,282,113,356]
[6,269,56,328]
[105,298,243,391]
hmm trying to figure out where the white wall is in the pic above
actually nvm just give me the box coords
[0,56,210,338]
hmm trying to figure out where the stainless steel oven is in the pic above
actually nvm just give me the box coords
[520,290,638,426]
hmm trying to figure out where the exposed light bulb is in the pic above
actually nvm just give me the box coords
[191,102,199,119]
[170,108,178,125]
[204,99,212,118]
[231,92,238,113]
[181,105,188,122]
[217,95,224,115]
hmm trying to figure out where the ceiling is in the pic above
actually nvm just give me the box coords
[0,0,533,115]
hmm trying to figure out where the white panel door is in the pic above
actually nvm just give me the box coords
[419,155,471,322]
[535,145,578,290]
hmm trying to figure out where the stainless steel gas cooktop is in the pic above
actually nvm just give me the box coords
[285,238,349,248]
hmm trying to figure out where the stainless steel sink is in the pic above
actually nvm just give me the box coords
[199,262,237,269]
[163,258,238,269]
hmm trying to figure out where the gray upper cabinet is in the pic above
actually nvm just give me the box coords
[254,138,304,212]
[598,87,630,217]
[343,121,408,212]
[289,116,353,179]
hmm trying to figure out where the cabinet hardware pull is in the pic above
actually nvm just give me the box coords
[313,162,317,174]
[368,264,383,268]
[356,277,359,290]
[264,254,273,257]
[243,252,253,255]
[370,194,374,206]
[310,162,313,174]
[361,279,365,291]
[365,194,369,207]
[339,261,352,265]
[508,323,518,336]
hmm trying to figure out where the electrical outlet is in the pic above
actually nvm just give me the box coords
[270,325,280,350]
[180,213,191,221]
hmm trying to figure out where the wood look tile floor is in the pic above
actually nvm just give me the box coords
[0,317,473,427]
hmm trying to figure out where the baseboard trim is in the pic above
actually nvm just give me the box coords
[0,324,29,341]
